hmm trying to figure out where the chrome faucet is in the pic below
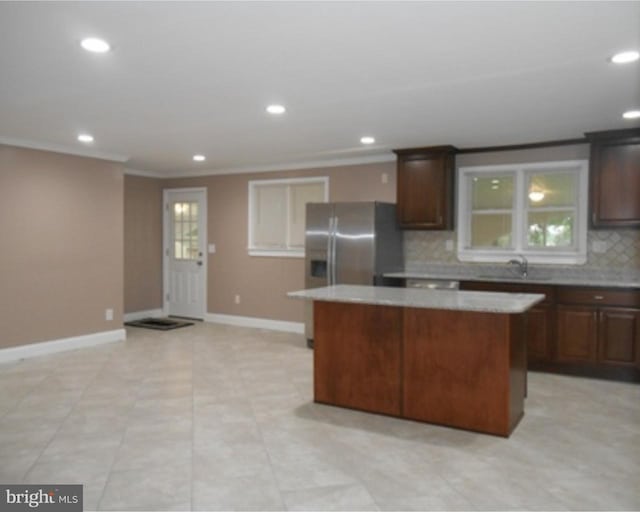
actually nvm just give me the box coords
[508,255,528,278]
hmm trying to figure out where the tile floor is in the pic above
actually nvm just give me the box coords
[0,322,639,511]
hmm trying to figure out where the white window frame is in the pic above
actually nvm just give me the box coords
[457,160,589,264]
[248,176,329,258]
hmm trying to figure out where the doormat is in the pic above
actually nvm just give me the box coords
[124,317,194,331]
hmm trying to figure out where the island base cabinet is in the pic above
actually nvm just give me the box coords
[313,301,402,416]
[313,301,527,437]
[403,309,526,437]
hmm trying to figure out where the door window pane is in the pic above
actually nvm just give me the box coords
[173,201,199,260]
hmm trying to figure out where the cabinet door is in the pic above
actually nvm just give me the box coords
[589,134,640,228]
[313,301,402,416]
[598,307,640,366]
[527,305,553,362]
[395,148,455,230]
[556,305,598,363]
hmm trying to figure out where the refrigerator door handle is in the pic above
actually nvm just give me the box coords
[327,216,334,285]
[331,216,338,285]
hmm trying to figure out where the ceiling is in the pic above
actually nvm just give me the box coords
[1,1,639,177]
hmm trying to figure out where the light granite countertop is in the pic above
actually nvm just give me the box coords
[384,270,640,288]
[288,284,545,314]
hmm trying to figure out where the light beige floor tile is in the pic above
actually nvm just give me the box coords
[98,463,191,511]
[0,321,638,512]
[281,482,379,511]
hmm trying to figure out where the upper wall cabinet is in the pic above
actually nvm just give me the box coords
[586,128,640,229]
[393,145,457,230]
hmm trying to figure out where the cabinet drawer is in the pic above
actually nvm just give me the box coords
[460,281,554,305]
[556,287,640,307]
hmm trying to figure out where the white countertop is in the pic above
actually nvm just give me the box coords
[288,285,545,314]
[384,271,640,289]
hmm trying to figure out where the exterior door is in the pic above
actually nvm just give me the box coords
[164,189,207,319]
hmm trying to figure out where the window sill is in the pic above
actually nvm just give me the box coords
[248,249,304,258]
[457,250,586,265]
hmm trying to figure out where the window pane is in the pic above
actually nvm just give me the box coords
[253,184,287,248]
[471,214,512,248]
[528,172,576,208]
[471,175,513,210]
[288,182,326,248]
[174,241,183,259]
[190,203,198,221]
[527,211,574,248]
[173,202,183,221]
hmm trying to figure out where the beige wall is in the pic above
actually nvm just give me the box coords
[124,174,164,313]
[164,161,395,322]
[0,145,124,349]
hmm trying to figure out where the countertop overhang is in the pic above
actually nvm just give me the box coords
[288,284,545,314]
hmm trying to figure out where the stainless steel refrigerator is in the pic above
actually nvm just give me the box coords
[304,201,404,346]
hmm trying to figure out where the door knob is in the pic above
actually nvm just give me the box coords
[197,261,203,266]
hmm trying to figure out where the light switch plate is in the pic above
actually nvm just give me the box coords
[381,173,389,184]
[208,244,216,254]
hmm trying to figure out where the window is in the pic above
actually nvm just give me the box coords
[172,201,199,260]
[248,177,328,257]
[457,160,588,264]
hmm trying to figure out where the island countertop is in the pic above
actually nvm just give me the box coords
[288,284,545,314]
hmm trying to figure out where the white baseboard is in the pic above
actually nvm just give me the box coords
[205,313,304,334]
[0,329,126,364]
[123,309,164,322]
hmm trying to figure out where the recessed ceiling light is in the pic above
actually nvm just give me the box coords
[360,136,375,145]
[610,51,639,64]
[491,179,500,184]
[622,110,640,119]
[80,37,110,53]
[193,154,206,162]
[77,133,94,143]
[266,104,286,115]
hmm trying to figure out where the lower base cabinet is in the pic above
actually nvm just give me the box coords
[599,307,640,366]
[556,305,598,363]
[460,281,640,382]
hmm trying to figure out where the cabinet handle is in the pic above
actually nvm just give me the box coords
[438,215,443,225]
[593,295,604,300]
[592,212,597,225]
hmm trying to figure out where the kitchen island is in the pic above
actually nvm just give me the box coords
[288,285,545,437]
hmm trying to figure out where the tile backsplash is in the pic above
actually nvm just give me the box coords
[405,229,640,278]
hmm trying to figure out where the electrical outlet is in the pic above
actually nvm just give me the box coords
[105,308,114,321]
[208,243,216,254]
[234,295,241,304]
[381,173,389,184]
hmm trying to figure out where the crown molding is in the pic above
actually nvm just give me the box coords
[124,167,165,178]
[0,136,129,163]
[161,153,396,178]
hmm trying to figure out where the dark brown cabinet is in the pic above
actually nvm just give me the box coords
[556,305,598,363]
[586,128,640,229]
[459,281,554,363]
[556,286,640,375]
[458,280,640,381]
[394,146,456,230]
[599,308,640,366]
